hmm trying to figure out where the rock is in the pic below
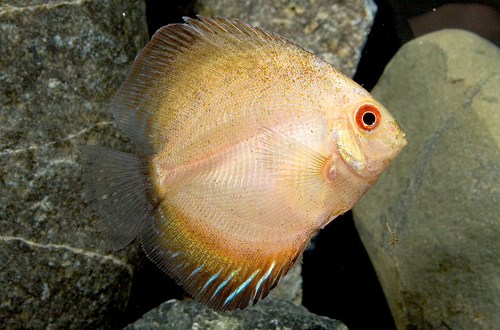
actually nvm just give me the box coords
[0,0,148,328]
[353,29,500,330]
[123,297,348,330]
[196,0,377,78]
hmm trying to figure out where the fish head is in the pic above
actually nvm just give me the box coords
[329,96,406,180]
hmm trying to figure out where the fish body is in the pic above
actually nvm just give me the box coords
[82,17,406,311]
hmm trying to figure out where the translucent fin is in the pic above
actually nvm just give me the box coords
[256,127,328,188]
[110,16,304,154]
[81,146,159,250]
[140,204,310,311]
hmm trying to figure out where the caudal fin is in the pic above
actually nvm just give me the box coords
[81,146,158,250]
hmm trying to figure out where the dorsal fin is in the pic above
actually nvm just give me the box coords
[110,16,305,154]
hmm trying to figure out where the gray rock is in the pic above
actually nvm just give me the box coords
[196,0,377,78]
[123,297,348,330]
[0,0,148,328]
[353,29,500,330]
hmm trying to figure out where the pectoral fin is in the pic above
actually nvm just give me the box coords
[255,127,329,188]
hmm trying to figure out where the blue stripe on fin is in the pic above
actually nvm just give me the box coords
[201,269,221,293]
[211,270,237,298]
[185,265,203,281]
[253,261,275,299]
[223,268,259,306]
[170,252,179,259]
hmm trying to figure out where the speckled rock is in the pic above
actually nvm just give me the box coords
[0,0,148,328]
[353,29,500,330]
[123,297,348,330]
[196,0,377,78]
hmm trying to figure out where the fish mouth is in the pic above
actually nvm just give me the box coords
[394,129,407,150]
[401,132,408,145]
[394,130,407,157]
[393,119,407,148]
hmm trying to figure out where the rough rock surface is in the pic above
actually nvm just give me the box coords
[0,0,148,328]
[123,297,348,330]
[196,0,377,78]
[353,29,500,330]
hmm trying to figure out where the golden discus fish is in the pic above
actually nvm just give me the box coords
[82,16,406,311]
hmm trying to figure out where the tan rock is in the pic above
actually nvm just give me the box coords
[353,29,500,330]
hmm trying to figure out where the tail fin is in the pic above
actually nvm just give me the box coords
[81,146,158,250]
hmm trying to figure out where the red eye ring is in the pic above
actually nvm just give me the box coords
[355,104,381,131]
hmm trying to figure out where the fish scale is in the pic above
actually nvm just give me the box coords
[82,16,406,311]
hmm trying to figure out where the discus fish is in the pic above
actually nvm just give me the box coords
[82,16,406,311]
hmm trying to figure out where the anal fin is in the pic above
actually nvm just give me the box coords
[140,203,310,311]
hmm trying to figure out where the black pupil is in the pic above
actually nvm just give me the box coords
[362,112,376,126]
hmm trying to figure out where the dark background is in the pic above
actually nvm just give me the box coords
[122,1,500,329]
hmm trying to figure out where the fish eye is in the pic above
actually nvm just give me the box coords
[355,104,381,131]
